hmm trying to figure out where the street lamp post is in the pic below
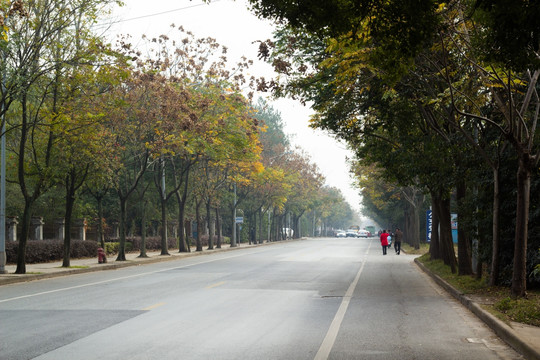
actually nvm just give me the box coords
[0,92,6,274]
[0,55,6,273]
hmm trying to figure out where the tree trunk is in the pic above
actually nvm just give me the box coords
[15,94,46,274]
[270,209,276,242]
[215,207,222,248]
[436,194,457,273]
[414,205,421,249]
[312,211,316,237]
[401,187,421,248]
[275,214,280,241]
[176,169,190,253]
[253,210,259,244]
[195,199,203,252]
[293,213,303,239]
[456,179,473,275]
[177,202,189,252]
[258,208,263,244]
[206,199,214,250]
[97,195,105,248]
[403,192,422,250]
[139,200,148,258]
[280,214,286,240]
[254,212,258,244]
[403,208,411,245]
[15,202,32,274]
[511,156,531,297]
[246,211,256,245]
[62,184,75,268]
[489,167,501,285]
[231,204,237,247]
[116,196,127,261]
[160,197,169,256]
[248,212,255,245]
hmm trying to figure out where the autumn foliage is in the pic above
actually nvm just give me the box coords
[0,2,355,273]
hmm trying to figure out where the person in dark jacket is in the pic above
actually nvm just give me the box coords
[394,227,403,255]
[380,229,389,255]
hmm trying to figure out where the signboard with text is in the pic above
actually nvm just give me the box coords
[425,210,458,243]
[426,210,432,243]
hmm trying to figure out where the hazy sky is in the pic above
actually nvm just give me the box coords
[103,0,363,213]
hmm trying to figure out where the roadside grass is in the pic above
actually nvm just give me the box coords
[416,252,540,327]
[56,265,89,269]
[493,296,540,326]
[402,242,430,255]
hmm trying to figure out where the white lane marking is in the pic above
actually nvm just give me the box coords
[0,250,264,304]
[314,240,371,360]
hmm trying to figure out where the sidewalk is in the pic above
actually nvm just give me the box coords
[0,243,258,286]
[415,259,540,360]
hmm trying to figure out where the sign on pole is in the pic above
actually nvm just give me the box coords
[426,210,432,243]
[235,216,243,224]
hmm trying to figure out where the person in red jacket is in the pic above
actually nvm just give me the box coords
[380,229,389,255]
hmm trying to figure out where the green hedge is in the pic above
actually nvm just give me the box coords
[5,235,219,263]
[5,240,98,264]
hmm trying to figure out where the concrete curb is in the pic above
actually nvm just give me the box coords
[415,258,540,360]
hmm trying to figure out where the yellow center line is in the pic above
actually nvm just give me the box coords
[142,302,165,311]
[206,281,226,289]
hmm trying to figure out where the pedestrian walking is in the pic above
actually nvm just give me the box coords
[380,229,389,255]
[394,227,403,254]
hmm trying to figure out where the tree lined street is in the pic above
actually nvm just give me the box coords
[0,1,538,358]
[0,238,521,359]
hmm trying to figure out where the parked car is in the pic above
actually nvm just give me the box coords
[357,229,369,238]
[282,228,294,239]
[336,231,347,238]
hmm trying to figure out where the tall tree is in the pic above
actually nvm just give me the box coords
[438,2,540,296]
[2,0,119,273]
[106,67,154,261]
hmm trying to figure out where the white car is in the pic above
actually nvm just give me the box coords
[336,231,347,238]
[357,229,369,238]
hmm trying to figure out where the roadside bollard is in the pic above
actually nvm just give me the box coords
[97,247,107,264]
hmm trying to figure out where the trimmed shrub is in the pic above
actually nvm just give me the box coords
[104,242,133,255]
[5,236,183,263]
[199,235,223,247]
[103,237,178,255]
[128,236,177,251]
[5,240,99,264]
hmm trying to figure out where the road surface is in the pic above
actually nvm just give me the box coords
[0,237,521,359]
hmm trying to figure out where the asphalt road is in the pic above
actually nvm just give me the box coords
[0,237,522,360]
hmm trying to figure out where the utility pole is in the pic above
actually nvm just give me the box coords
[0,91,6,274]
[0,53,6,273]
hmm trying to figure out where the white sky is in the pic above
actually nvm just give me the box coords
[104,0,363,213]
